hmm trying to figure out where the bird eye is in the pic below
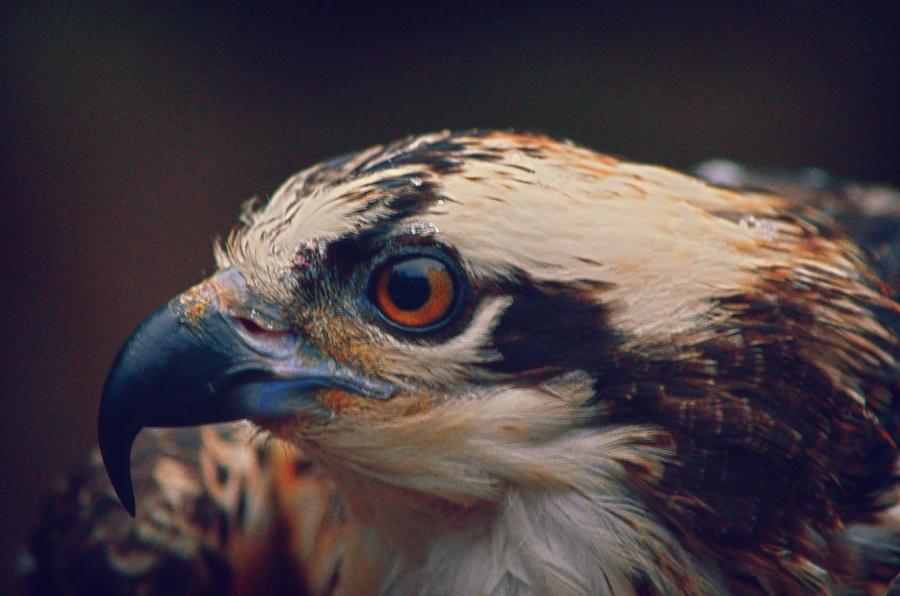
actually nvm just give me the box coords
[372,256,456,330]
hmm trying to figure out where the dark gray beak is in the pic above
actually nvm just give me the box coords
[98,268,392,515]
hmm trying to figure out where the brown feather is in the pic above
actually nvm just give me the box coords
[33,132,900,595]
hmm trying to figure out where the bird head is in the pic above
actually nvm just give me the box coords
[98,131,899,588]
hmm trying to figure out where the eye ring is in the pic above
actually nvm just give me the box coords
[369,254,459,332]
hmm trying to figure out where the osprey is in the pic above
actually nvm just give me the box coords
[31,131,900,595]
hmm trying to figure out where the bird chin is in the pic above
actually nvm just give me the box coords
[252,407,331,438]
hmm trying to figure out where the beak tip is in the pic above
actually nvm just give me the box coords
[98,407,139,517]
[123,495,137,517]
[98,441,138,516]
[115,484,137,517]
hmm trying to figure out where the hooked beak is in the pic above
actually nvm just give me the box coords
[98,268,392,515]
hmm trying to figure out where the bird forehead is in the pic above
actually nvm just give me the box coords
[223,132,554,279]
[226,131,790,338]
[244,131,571,249]
[238,131,766,257]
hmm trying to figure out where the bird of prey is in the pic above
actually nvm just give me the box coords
[30,131,900,595]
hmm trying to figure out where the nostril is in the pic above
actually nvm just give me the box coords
[234,317,289,338]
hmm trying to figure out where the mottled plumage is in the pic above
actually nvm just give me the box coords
[31,131,900,595]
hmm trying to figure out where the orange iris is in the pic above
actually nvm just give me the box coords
[374,257,455,328]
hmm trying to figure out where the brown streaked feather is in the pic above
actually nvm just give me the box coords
[694,159,900,294]
[29,424,349,595]
[34,132,900,595]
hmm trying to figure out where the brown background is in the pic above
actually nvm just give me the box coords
[2,1,899,592]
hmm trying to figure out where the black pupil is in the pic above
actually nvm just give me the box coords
[387,259,436,311]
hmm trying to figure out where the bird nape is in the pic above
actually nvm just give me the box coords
[29,131,900,595]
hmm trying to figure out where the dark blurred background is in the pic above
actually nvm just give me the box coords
[2,1,899,591]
